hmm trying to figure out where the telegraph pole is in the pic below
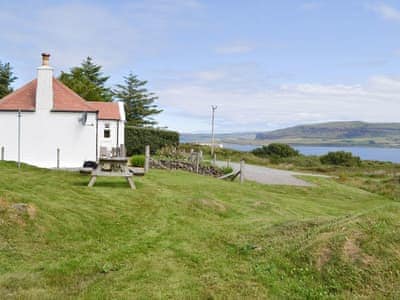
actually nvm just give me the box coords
[17,109,21,168]
[211,105,217,155]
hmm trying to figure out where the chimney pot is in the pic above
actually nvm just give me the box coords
[41,53,50,66]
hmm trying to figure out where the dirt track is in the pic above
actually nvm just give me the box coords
[216,161,330,186]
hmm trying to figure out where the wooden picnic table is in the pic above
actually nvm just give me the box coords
[88,157,136,189]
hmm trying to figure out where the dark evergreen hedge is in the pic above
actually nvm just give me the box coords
[125,126,179,155]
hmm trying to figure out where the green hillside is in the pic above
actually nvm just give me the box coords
[181,122,400,147]
[181,132,258,144]
[1,162,400,298]
[256,121,400,146]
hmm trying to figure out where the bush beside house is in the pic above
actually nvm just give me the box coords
[125,126,179,155]
[130,155,145,167]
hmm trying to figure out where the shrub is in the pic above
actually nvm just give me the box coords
[125,126,179,155]
[252,143,299,158]
[320,151,361,167]
[130,155,145,167]
[156,145,188,160]
[282,155,322,168]
[220,166,234,174]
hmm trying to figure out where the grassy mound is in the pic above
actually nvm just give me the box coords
[0,161,399,298]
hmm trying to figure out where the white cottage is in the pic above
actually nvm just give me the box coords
[0,53,125,168]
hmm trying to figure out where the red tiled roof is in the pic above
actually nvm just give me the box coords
[0,78,97,112]
[0,79,37,111]
[52,79,97,112]
[88,102,121,120]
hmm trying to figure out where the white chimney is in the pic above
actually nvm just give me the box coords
[36,53,54,111]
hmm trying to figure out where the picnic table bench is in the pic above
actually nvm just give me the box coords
[88,157,136,189]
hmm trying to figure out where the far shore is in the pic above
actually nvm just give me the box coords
[186,139,400,149]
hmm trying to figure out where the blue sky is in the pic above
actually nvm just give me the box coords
[2,0,400,132]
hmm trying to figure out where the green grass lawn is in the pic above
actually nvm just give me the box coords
[0,161,399,299]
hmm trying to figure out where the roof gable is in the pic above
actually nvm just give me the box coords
[0,78,97,112]
[52,79,97,112]
[87,102,122,120]
[0,79,37,111]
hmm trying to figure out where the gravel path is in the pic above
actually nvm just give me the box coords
[216,161,330,186]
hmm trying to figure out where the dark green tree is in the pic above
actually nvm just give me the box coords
[0,61,17,99]
[59,57,112,101]
[113,73,163,127]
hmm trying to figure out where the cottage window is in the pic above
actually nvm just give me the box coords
[104,123,111,138]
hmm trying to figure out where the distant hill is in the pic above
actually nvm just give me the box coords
[256,122,400,139]
[181,122,400,148]
[181,132,258,144]
[255,121,400,147]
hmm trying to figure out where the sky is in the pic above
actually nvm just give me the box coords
[1,0,400,133]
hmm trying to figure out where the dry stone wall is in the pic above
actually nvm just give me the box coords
[150,159,224,177]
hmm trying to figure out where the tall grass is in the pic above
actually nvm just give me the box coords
[0,161,399,298]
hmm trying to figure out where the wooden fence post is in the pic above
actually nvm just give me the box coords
[195,152,200,173]
[240,159,245,184]
[1,146,4,161]
[145,145,150,173]
[56,148,60,168]
[120,144,126,157]
[189,149,194,163]
[213,153,216,165]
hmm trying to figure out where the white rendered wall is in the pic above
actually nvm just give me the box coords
[0,65,128,168]
[97,120,125,154]
[0,60,96,168]
[97,103,126,154]
[0,111,97,168]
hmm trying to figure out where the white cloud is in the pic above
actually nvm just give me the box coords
[156,74,400,132]
[3,1,400,132]
[300,2,323,11]
[0,0,202,82]
[195,70,227,81]
[367,3,400,22]
[216,42,254,54]
[128,0,202,12]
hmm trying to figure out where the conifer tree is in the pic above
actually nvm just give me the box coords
[113,73,163,126]
[59,57,112,101]
[0,61,17,99]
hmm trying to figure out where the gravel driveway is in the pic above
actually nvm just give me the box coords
[216,161,329,186]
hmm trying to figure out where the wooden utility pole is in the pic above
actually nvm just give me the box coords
[195,152,200,173]
[57,148,60,168]
[144,145,150,173]
[17,110,21,168]
[240,159,245,184]
[211,105,217,156]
